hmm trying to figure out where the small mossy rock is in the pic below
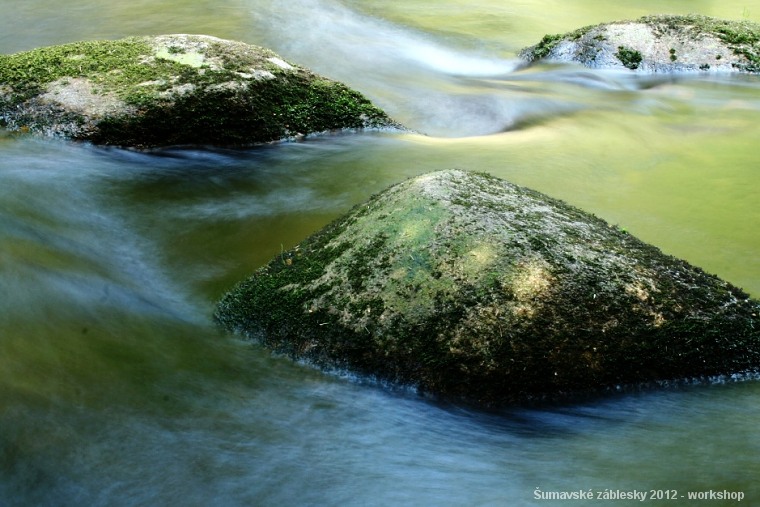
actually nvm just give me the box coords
[216,170,760,405]
[520,15,760,73]
[0,35,399,147]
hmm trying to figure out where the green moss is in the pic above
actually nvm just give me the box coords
[525,25,596,62]
[0,38,154,102]
[90,71,391,147]
[530,33,564,60]
[616,45,643,69]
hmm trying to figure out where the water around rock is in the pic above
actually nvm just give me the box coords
[0,34,399,148]
[216,169,760,406]
[520,15,760,74]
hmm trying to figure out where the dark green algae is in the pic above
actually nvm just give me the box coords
[0,36,397,147]
[216,170,760,406]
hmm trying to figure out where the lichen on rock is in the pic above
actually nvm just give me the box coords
[0,34,400,147]
[215,169,760,406]
[520,14,760,73]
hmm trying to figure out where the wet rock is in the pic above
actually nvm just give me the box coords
[0,35,399,148]
[520,15,760,73]
[215,170,760,405]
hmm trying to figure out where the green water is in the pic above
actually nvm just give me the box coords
[1,1,759,505]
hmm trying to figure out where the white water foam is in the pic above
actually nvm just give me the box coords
[247,0,533,136]
[252,0,519,77]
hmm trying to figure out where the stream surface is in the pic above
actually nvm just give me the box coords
[1,1,759,505]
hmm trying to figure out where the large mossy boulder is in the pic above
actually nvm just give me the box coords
[0,35,398,148]
[216,170,760,405]
[520,15,760,73]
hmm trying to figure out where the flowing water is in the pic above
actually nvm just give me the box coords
[2,1,760,505]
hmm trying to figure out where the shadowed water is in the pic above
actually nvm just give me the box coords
[1,1,759,505]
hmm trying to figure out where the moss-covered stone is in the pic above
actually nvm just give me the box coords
[520,15,760,73]
[215,170,760,406]
[0,35,400,147]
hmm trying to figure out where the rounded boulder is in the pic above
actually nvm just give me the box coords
[0,34,398,147]
[520,15,760,73]
[216,170,760,405]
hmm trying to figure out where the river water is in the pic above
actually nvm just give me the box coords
[1,1,759,505]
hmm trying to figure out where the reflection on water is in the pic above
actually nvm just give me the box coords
[0,0,254,54]
[2,0,760,505]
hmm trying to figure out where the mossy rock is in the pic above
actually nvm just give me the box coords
[216,170,760,405]
[0,35,399,148]
[520,15,760,73]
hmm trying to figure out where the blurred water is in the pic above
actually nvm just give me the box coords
[1,1,759,505]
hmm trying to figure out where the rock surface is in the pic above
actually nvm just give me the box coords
[216,170,760,405]
[0,35,398,147]
[520,15,760,73]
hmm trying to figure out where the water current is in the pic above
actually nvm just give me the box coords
[1,1,759,505]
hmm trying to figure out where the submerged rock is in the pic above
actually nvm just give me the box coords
[0,35,398,147]
[216,170,760,405]
[520,15,760,73]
